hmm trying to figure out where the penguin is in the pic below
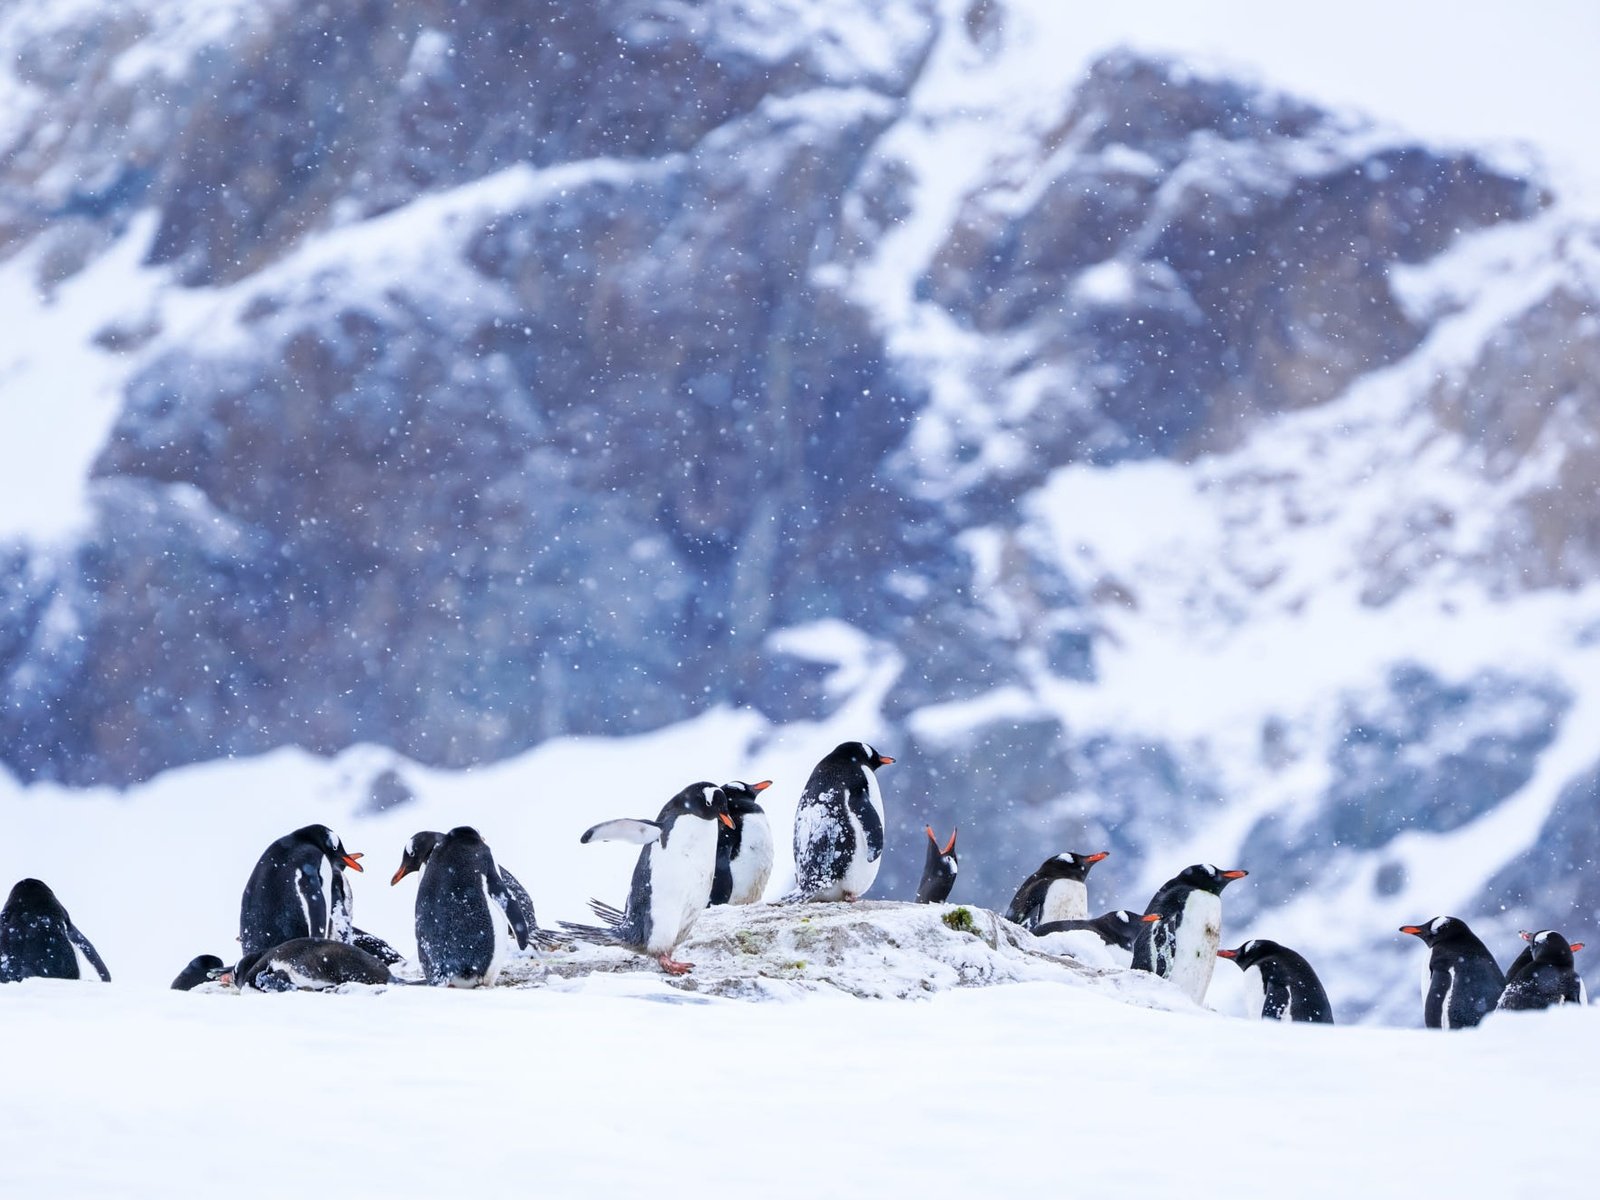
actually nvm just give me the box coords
[786,741,895,902]
[1131,863,1248,1003]
[1003,850,1109,929]
[561,782,733,974]
[0,879,111,983]
[171,954,227,991]
[1399,916,1506,1029]
[710,779,774,906]
[227,938,396,992]
[1217,939,1335,1024]
[394,827,529,988]
[1498,930,1586,1011]
[238,824,365,959]
[915,826,958,904]
[391,830,558,951]
[349,928,406,966]
[1033,909,1148,952]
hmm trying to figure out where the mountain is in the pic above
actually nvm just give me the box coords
[1,0,1597,1021]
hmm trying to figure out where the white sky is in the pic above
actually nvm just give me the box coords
[1050,0,1600,201]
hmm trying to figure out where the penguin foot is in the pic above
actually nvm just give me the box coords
[657,953,694,975]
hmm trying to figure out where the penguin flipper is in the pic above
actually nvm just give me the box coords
[580,819,664,846]
[489,874,531,952]
[67,924,112,982]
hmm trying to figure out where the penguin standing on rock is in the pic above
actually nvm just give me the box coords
[0,879,111,983]
[396,827,529,988]
[238,824,365,959]
[1399,916,1505,1029]
[915,827,958,904]
[1004,851,1109,930]
[391,830,557,951]
[1499,930,1586,1011]
[1131,864,1248,1003]
[1217,939,1334,1024]
[562,783,733,975]
[786,742,894,903]
[710,780,774,906]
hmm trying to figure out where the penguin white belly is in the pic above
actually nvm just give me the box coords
[729,814,774,905]
[836,767,884,900]
[1040,878,1089,924]
[479,876,514,986]
[644,820,719,955]
[69,937,100,982]
[1241,964,1266,1020]
[1167,890,1222,1004]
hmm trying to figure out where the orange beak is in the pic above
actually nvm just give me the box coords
[878,755,895,765]
[942,829,957,856]
[390,864,412,887]
[719,812,735,829]
[1221,869,1247,879]
[752,780,772,792]
[1572,943,1585,953]
[1217,948,1238,958]
[1399,925,1424,936]
[1084,851,1109,864]
[1141,913,1162,923]
[342,853,365,873]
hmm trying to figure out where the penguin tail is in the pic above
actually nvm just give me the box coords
[586,898,628,927]
[557,921,631,948]
[528,927,569,953]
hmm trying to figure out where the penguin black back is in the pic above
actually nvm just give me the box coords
[1218,938,1334,1024]
[1399,916,1505,1029]
[238,824,365,959]
[789,741,894,902]
[915,827,958,904]
[171,954,227,991]
[230,938,395,991]
[410,826,529,986]
[1033,909,1146,951]
[0,878,111,983]
[1499,930,1585,1011]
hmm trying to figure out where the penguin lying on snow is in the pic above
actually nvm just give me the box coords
[391,829,558,953]
[1399,916,1505,1029]
[1499,930,1586,1011]
[915,827,958,904]
[710,780,774,906]
[226,938,397,992]
[0,879,111,983]
[171,954,227,991]
[1004,851,1109,930]
[1034,909,1150,952]
[394,827,530,988]
[238,824,365,959]
[562,783,733,975]
[1131,863,1248,1003]
[1217,939,1334,1024]
[786,742,894,903]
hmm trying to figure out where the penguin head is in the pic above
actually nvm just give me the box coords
[1042,850,1109,881]
[1217,939,1282,970]
[835,741,895,771]
[3,877,65,915]
[923,826,958,872]
[390,830,445,886]
[1175,863,1248,894]
[172,954,228,991]
[660,783,735,829]
[1398,915,1468,947]
[297,824,364,874]
[1521,929,1579,969]
[721,780,772,815]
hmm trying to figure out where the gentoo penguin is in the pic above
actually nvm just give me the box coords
[227,938,396,992]
[1499,930,1586,1011]
[171,954,227,991]
[391,830,557,951]
[1217,939,1334,1024]
[915,827,958,904]
[0,879,111,983]
[394,826,529,988]
[561,783,733,974]
[1131,863,1248,1003]
[349,928,406,966]
[1034,909,1149,951]
[710,780,774,906]
[1003,850,1109,929]
[1399,916,1505,1029]
[787,741,894,902]
[238,824,365,959]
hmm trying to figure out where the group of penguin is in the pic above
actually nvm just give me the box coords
[0,739,1587,1026]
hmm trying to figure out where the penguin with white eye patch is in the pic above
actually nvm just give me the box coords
[1499,929,1585,1011]
[710,780,774,906]
[785,742,895,903]
[1131,863,1248,1003]
[563,783,734,975]
[1399,916,1505,1029]
[1004,850,1109,929]
[915,826,958,904]
[1217,939,1334,1024]
[238,824,365,960]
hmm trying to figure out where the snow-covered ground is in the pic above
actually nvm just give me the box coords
[2,973,1594,1198]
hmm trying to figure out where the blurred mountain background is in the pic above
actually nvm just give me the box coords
[2,0,1598,1019]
